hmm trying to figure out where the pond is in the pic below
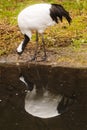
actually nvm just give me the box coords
[0,63,87,130]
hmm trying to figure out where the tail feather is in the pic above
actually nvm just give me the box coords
[50,4,72,24]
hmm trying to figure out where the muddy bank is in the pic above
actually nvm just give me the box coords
[1,45,87,68]
[0,59,87,130]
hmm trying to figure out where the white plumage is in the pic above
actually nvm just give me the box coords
[17,3,72,61]
[18,4,55,35]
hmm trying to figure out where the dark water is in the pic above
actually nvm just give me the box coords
[0,64,87,130]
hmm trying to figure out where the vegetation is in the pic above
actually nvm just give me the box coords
[0,0,87,56]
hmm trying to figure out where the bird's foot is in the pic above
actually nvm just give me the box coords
[41,55,47,61]
[30,55,47,62]
[30,56,37,61]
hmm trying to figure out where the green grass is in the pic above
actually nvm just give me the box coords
[0,0,87,24]
[0,0,87,55]
[1,0,86,24]
[0,0,30,24]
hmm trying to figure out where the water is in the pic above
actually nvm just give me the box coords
[0,65,87,130]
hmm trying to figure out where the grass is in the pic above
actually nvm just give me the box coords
[0,0,87,56]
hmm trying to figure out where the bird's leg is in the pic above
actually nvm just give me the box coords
[31,31,39,61]
[41,33,47,61]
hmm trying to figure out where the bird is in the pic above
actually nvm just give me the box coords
[17,3,72,61]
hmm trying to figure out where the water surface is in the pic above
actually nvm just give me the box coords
[0,65,87,130]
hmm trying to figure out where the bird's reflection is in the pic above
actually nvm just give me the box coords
[19,74,75,119]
